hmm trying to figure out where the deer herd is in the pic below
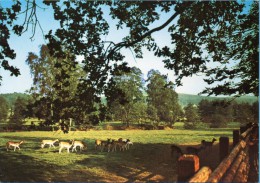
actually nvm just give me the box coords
[5,136,216,159]
[5,137,134,154]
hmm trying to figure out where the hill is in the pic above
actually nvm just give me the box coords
[0,92,257,107]
[178,93,258,106]
[0,92,30,106]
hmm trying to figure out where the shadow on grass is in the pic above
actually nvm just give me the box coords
[0,136,230,182]
[0,152,65,182]
[76,143,179,182]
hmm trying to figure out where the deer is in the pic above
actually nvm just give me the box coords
[126,140,133,150]
[41,139,59,148]
[201,138,217,150]
[186,146,204,155]
[6,141,24,151]
[59,140,74,153]
[95,139,110,152]
[72,140,87,152]
[117,139,130,151]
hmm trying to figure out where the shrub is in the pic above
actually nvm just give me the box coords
[184,122,196,129]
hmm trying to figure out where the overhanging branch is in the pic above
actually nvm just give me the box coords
[106,10,181,60]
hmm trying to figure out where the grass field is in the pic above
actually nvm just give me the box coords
[0,123,239,182]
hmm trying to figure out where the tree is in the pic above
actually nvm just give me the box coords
[0,1,22,81]
[1,1,258,98]
[105,67,145,127]
[0,96,9,122]
[146,69,181,125]
[233,102,256,125]
[9,97,27,129]
[159,2,259,96]
[198,99,214,123]
[26,45,83,124]
[184,103,200,129]
[198,99,233,128]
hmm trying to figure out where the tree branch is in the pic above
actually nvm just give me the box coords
[106,11,181,60]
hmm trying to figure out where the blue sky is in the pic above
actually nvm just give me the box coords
[0,1,215,95]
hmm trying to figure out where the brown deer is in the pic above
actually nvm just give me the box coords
[41,139,59,148]
[186,146,204,155]
[95,139,110,152]
[6,141,24,151]
[72,140,87,152]
[59,140,74,153]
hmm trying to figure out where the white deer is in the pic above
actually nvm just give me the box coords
[72,140,87,152]
[41,139,59,148]
[59,140,74,154]
[6,141,24,151]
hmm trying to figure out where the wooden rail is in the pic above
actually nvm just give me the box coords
[187,126,253,183]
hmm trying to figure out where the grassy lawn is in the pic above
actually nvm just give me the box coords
[0,124,239,182]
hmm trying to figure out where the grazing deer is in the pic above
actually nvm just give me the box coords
[118,139,130,151]
[6,141,24,151]
[109,140,119,152]
[59,140,74,153]
[186,146,204,155]
[95,139,102,150]
[95,139,110,152]
[126,140,133,150]
[72,140,87,152]
[41,139,59,148]
[201,138,217,150]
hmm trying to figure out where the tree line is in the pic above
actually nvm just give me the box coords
[184,100,258,129]
[0,1,258,130]
[0,45,258,130]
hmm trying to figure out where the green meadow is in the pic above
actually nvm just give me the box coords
[0,122,239,182]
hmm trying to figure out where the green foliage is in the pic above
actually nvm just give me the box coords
[105,67,145,126]
[9,97,28,128]
[0,93,30,107]
[0,96,9,122]
[178,93,258,107]
[160,2,258,96]
[0,1,21,80]
[233,102,258,125]
[26,45,84,124]
[198,99,258,127]
[183,103,200,129]
[0,1,258,99]
[146,70,181,124]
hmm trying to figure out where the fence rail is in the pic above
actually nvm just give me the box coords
[178,123,258,182]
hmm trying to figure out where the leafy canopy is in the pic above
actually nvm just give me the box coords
[0,1,258,97]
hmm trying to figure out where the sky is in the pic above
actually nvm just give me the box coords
[0,1,211,95]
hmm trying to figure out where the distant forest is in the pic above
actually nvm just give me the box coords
[1,92,257,108]
[178,93,258,106]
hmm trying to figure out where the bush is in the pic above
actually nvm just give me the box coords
[184,122,196,129]
[104,124,114,130]
[195,122,209,129]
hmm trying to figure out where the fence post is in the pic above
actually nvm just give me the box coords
[233,130,240,147]
[219,137,229,162]
[177,155,200,181]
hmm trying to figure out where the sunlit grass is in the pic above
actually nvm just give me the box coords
[0,124,240,182]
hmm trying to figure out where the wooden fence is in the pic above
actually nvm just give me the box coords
[178,123,258,182]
